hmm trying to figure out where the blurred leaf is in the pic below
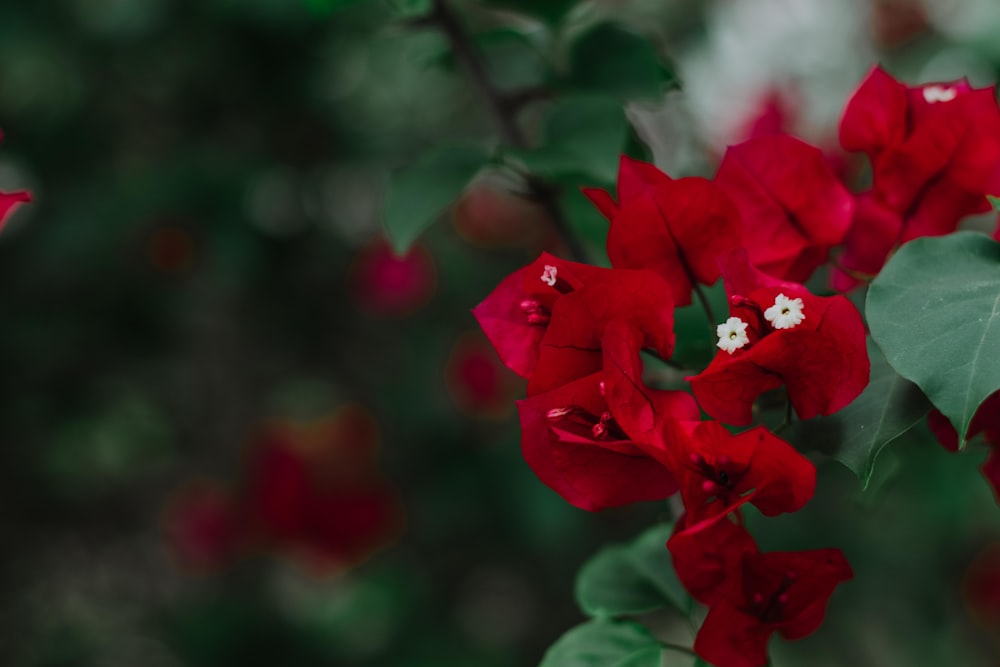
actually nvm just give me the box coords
[479,0,579,25]
[867,232,1000,443]
[988,194,1000,212]
[539,619,662,667]
[513,96,626,182]
[383,144,487,253]
[478,28,547,91]
[386,0,433,18]
[566,23,675,98]
[781,340,931,487]
[575,523,688,618]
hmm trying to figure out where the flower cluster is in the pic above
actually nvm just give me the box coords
[836,66,1000,289]
[472,65,1000,666]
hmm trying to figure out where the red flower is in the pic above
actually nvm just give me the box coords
[349,238,436,318]
[688,248,869,425]
[928,391,1000,502]
[641,420,815,523]
[517,361,698,512]
[694,548,853,667]
[472,254,608,379]
[474,254,678,397]
[715,135,853,283]
[241,408,403,572]
[444,332,524,420]
[667,512,758,605]
[162,405,403,575]
[584,156,742,306]
[835,66,1000,288]
[163,479,240,574]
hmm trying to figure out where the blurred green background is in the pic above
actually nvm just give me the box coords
[2,0,1000,665]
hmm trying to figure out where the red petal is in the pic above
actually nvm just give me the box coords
[581,186,618,222]
[601,319,699,438]
[668,512,758,606]
[838,65,909,158]
[0,190,29,231]
[695,598,772,667]
[517,373,677,512]
[833,192,902,291]
[607,177,742,306]
[528,267,676,395]
[716,135,853,282]
[616,155,672,204]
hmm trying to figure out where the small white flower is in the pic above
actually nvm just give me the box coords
[764,293,805,330]
[922,85,957,104]
[716,317,750,354]
[541,264,558,286]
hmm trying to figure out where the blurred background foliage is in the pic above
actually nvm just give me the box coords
[1,0,1000,665]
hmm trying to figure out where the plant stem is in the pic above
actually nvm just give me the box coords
[693,282,717,328]
[429,0,587,261]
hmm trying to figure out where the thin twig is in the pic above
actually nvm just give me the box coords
[660,641,698,657]
[429,0,587,261]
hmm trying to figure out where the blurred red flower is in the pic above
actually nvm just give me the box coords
[445,332,524,420]
[349,238,436,318]
[164,404,403,576]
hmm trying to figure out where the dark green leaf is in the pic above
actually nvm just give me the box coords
[781,340,932,486]
[867,232,1000,443]
[539,619,662,667]
[382,144,487,253]
[480,0,579,25]
[575,523,688,617]
[567,23,675,98]
[513,96,626,182]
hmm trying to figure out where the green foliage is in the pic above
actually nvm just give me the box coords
[382,144,487,253]
[575,523,689,618]
[567,22,676,99]
[539,619,663,667]
[782,340,932,487]
[512,96,627,183]
[479,0,580,25]
[988,194,1000,212]
[867,232,1000,443]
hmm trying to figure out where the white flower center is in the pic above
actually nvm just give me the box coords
[764,293,805,330]
[716,317,750,354]
[541,264,558,286]
[922,85,957,104]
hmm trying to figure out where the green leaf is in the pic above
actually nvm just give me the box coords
[988,194,1000,212]
[513,96,626,182]
[867,232,1000,443]
[567,23,675,99]
[781,340,932,486]
[382,144,486,253]
[539,619,662,667]
[575,523,688,618]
